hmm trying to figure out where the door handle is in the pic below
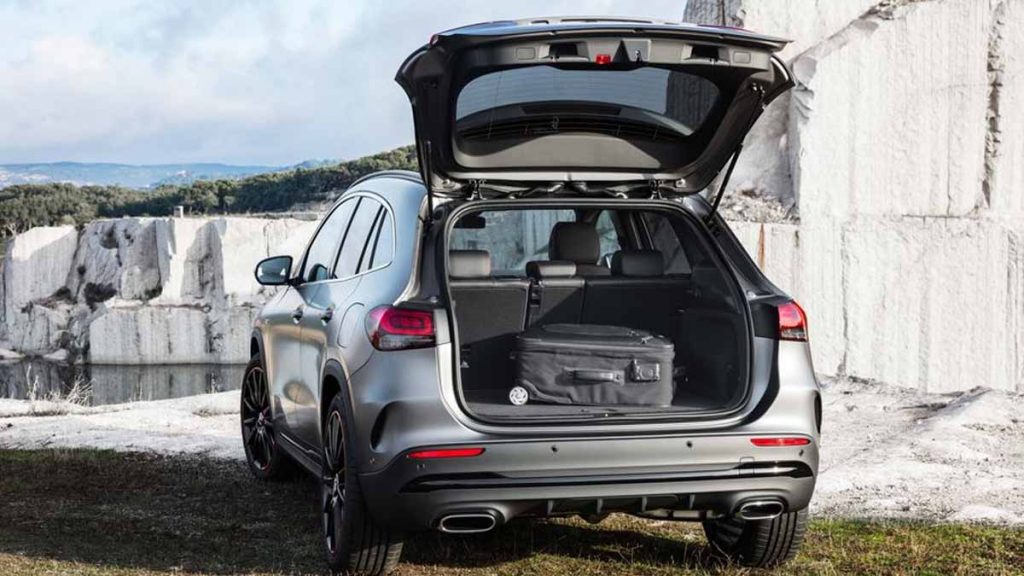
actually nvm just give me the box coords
[320,308,334,323]
[291,306,304,322]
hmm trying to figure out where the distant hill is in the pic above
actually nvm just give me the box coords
[0,161,337,189]
[0,146,418,236]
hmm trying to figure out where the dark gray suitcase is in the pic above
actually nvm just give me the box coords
[513,324,675,406]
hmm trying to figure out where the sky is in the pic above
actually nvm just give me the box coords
[0,1,690,166]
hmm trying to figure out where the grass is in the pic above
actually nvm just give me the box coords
[0,450,1021,576]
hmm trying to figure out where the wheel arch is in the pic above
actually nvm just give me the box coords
[321,359,351,439]
[250,329,264,359]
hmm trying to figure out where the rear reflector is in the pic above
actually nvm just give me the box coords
[407,447,485,460]
[777,300,808,341]
[366,306,436,351]
[594,53,612,65]
[750,437,811,447]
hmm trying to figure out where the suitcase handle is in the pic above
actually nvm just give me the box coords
[571,369,623,384]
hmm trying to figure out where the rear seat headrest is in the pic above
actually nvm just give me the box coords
[449,250,491,279]
[549,222,600,264]
[526,260,577,279]
[611,250,664,277]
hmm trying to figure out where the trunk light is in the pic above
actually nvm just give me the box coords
[366,306,435,351]
[407,447,485,459]
[594,53,612,65]
[750,437,811,447]
[778,300,808,341]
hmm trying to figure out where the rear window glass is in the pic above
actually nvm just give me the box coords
[456,67,720,134]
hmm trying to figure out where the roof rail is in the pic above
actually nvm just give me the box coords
[347,170,422,190]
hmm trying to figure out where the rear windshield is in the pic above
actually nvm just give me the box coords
[456,67,720,135]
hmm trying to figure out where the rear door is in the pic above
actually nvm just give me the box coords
[292,194,391,448]
[396,17,792,197]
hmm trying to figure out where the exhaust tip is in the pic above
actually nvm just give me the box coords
[737,500,784,521]
[437,512,497,534]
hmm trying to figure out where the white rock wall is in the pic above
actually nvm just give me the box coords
[791,0,993,219]
[1,216,317,365]
[687,0,1024,393]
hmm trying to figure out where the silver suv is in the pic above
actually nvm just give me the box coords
[244,17,820,575]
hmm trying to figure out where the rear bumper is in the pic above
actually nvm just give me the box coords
[359,434,817,532]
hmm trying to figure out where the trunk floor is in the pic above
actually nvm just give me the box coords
[464,387,725,419]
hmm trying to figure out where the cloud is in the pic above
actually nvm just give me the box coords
[0,1,688,164]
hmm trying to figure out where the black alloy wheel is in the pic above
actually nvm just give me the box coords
[322,408,347,557]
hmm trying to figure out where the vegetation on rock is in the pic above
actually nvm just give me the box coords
[0,146,418,236]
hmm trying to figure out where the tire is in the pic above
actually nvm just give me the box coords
[703,508,808,568]
[240,354,295,481]
[321,392,403,575]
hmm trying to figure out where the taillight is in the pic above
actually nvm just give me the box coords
[594,53,612,65]
[750,437,811,447]
[778,300,808,341]
[407,447,485,459]
[365,306,435,351]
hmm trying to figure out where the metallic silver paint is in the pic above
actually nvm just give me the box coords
[251,172,820,532]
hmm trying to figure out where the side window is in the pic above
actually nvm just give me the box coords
[334,197,382,278]
[643,212,691,274]
[594,210,622,262]
[365,205,394,271]
[302,198,357,282]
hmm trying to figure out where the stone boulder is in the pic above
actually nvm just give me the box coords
[0,216,317,363]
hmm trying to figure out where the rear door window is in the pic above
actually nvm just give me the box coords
[643,212,692,274]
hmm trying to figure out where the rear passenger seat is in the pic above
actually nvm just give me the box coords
[525,260,584,326]
[581,250,691,338]
[448,250,530,390]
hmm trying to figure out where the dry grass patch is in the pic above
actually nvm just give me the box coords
[0,449,1021,575]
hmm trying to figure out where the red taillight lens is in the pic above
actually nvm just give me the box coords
[594,53,612,65]
[778,300,808,341]
[750,437,811,447]
[407,447,485,459]
[366,306,435,351]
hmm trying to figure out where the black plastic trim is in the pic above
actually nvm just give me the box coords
[402,460,814,493]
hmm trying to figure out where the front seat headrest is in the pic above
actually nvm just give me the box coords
[449,250,491,279]
[549,222,600,264]
[611,250,664,277]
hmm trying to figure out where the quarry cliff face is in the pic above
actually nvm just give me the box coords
[687,0,1024,394]
[0,217,317,365]
[1,0,1022,395]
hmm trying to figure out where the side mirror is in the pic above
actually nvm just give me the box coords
[255,255,293,286]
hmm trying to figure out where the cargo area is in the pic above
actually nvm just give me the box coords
[446,205,750,421]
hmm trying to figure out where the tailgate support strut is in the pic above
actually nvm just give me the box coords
[705,83,767,230]
[704,144,743,231]
[423,140,435,219]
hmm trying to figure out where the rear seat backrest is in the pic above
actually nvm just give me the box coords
[547,222,611,277]
[525,261,584,325]
[448,250,530,390]
[581,250,691,337]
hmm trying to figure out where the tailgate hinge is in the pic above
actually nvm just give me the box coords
[649,180,664,200]
[468,179,484,201]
